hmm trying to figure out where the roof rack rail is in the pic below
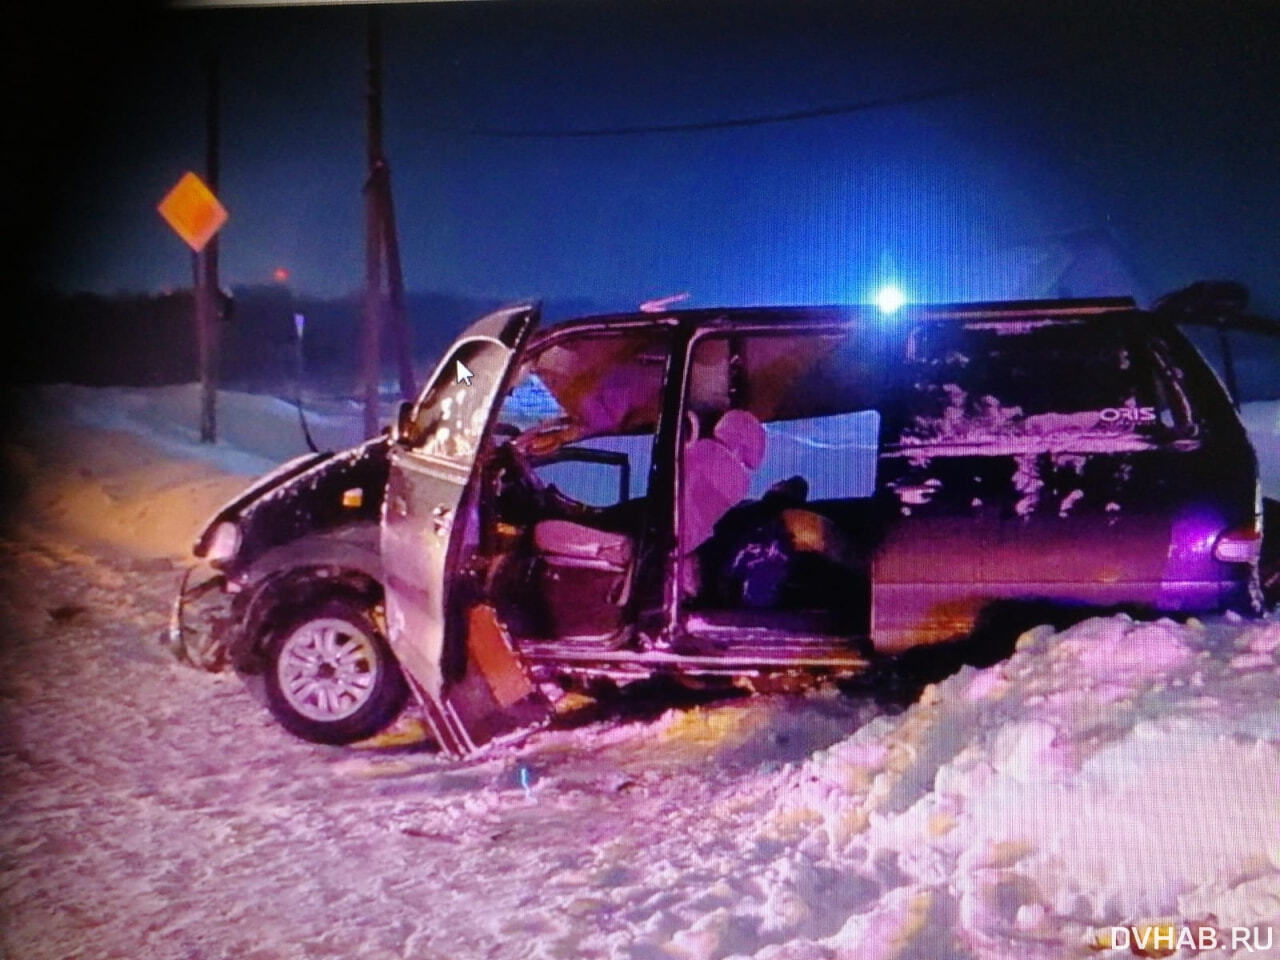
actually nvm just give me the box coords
[912,296,1137,319]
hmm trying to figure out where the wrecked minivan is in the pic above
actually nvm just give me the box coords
[179,297,1264,755]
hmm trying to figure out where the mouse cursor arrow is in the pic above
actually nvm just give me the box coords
[455,360,474,386]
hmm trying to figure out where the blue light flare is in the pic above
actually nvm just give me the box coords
[875,284,907,315]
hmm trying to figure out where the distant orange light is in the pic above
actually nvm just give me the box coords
[273,267,290,283]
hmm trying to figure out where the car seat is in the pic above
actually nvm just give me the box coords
[529,519,634,638]
[681,408,767,562]
[533,518,633,568]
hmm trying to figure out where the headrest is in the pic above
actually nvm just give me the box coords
[713,409,766,470]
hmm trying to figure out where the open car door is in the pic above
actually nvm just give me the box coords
[381,303,548,756]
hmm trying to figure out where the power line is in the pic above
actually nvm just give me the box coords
[443,58,1098,139]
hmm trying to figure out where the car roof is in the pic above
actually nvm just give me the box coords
[534,296,1143,341]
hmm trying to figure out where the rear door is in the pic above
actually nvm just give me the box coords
[872,315,1198,651]
[381,303,548,756]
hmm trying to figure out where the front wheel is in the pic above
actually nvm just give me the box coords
[264,597,409,744]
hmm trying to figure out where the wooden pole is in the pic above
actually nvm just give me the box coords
[360,10,385,439]
[193,250,211,441]
[360,9,415,438]
[381,165,415,401]
[198,49,220,443]
[361,175,385,439]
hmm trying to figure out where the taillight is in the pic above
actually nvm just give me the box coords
[1213,525,1262,564]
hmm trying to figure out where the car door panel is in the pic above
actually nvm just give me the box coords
[381,303,549,756]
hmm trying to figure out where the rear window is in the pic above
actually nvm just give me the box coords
[888,320,1186,451]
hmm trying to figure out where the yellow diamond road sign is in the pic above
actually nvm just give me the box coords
[157,171,228,253]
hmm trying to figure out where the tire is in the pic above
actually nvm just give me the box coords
[1261,497,1279,612]
[263,596,409,745]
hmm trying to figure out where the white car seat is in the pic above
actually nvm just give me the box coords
[680,409,767,556]
[532,518,633,570]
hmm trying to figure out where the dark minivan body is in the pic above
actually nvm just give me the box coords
[182,297,1263,756]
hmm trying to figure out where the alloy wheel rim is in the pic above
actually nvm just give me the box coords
[277,618,380,722]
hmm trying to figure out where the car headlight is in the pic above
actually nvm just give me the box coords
[206,522,241,563]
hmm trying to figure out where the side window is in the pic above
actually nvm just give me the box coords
[891,322,1178,449]
[495,329,669,508]
[755,410,880,500]
[535,435,653,506]
[410,339,510,464]
[499,374,653,506]
[687,330,884,503]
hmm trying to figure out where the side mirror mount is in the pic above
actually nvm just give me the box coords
[392,400,417,447]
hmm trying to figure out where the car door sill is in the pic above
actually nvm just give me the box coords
[520,641,870,673]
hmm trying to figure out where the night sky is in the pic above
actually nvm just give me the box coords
[16,0,1280,315]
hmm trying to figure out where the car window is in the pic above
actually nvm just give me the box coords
[500,369,653,502]
[519,331,669,436]
[686,318,1190,510]
[499,371,567,431]
[496,328,670,507]
[754,411,880,500]
[688,331,885,502]
[535,436,654,505]
[889,320,1177,450]
[410,338,512,463]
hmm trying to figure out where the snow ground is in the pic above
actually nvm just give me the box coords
[0,385,1277,960]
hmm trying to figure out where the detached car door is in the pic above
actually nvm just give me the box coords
[381,303,548,756]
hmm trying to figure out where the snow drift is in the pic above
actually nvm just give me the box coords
[726,615,1280,959]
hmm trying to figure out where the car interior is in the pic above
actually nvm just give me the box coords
[479,329,668,643]
[678,329,888,641]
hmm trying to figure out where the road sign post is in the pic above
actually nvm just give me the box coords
[158,167,227,444]
[157,50,223,443]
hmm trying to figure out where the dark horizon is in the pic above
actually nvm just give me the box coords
[14,0,1280,316]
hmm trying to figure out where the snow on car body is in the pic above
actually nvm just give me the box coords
[182,297,1263,754]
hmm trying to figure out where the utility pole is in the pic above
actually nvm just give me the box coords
[194,49,221,443]
[360,8,415,438]
[157,61,226,443]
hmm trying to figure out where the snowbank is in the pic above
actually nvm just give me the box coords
[682,615,1280,959]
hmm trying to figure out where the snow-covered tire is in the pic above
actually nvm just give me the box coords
[263,597,408,745]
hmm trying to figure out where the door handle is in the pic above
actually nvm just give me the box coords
[890,478,943,506]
